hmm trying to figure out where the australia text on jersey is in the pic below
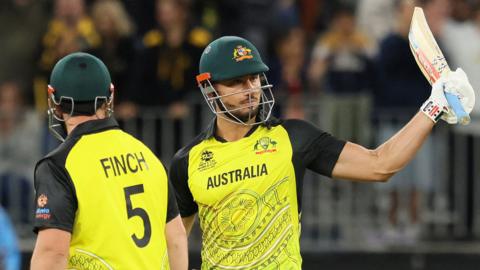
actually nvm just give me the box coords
[99,152,149,178]
[207,163,268,190]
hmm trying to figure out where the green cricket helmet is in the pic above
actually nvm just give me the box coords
[47,52,114,141]
[196,36,275,125]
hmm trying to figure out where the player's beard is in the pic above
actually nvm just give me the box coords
[230,105,260,123]
[218,101,260,123]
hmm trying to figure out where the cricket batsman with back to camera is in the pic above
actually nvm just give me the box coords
[31,52,188,270]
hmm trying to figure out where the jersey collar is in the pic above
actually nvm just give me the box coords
[67,117,119,139]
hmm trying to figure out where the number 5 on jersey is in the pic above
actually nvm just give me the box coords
[124,184,151,247]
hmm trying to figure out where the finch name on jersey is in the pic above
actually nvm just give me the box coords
[207,163,268,190]
[100,152,149,178]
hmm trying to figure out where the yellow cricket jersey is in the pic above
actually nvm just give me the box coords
[170,117,346,269]
[34,118,178,270]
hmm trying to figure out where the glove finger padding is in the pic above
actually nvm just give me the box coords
[441,68,476,124]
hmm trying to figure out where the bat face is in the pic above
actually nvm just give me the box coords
[408,6,471,125]
[408,7,451,85]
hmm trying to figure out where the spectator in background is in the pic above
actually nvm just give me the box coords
[375,0,433,243]
[122,0,156,36]
[0,206,20,270]
[88,0,137,119]
[0,81,42,228]
[421,0,450,36]
[441,0,480,116]
[34,0,100,113]
[0,0,49,105]
[299,0,331,40]
[133,0,212,119]
[307,5,374,145]
[216,0,276,60]
[356,0,395,54]
[270,27,307,119]
[191,0,220,33]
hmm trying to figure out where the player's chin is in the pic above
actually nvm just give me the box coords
[234,107,259,120]
[241,100,260,108]
[238,104,259,114]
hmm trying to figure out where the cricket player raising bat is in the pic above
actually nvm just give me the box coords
[409,6,475,124]
[169,33,475,269]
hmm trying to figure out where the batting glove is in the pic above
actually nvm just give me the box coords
[440,68,475,124]
[421,76,449,123]
[421,68,476,124]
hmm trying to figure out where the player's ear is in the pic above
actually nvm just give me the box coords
[106,83,115,116]
[47,85,65,119]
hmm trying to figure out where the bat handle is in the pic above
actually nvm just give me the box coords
[445,92,470,125]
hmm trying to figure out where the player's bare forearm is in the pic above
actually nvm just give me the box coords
[181,215,196,237]
[332,111,434,181]
[30,229,70,270]
[373,112,434,177]
[166,215,188,270]
[30,250,68,270]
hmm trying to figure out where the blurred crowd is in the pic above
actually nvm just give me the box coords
[1,0,480,265]
[1,0,480,120]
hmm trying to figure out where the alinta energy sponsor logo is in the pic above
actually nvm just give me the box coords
[254,137,278,155]
[198,149,216,171]
[36,194,51,220]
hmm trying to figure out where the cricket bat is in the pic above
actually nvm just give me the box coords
[408,7,470,125]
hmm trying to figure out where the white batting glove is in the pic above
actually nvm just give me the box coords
[440,68,475,124]
[421,77,449,123]
[421,68,476,124]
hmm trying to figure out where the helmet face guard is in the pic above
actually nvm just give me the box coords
[196,72,275,125]
[47,84,115,142]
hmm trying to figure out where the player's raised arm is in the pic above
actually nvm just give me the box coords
[332,68,475,182]
[332,112,433,181]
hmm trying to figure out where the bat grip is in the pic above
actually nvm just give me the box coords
[445,92,470,125]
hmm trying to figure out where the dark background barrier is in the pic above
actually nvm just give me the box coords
[19,250,480,270]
